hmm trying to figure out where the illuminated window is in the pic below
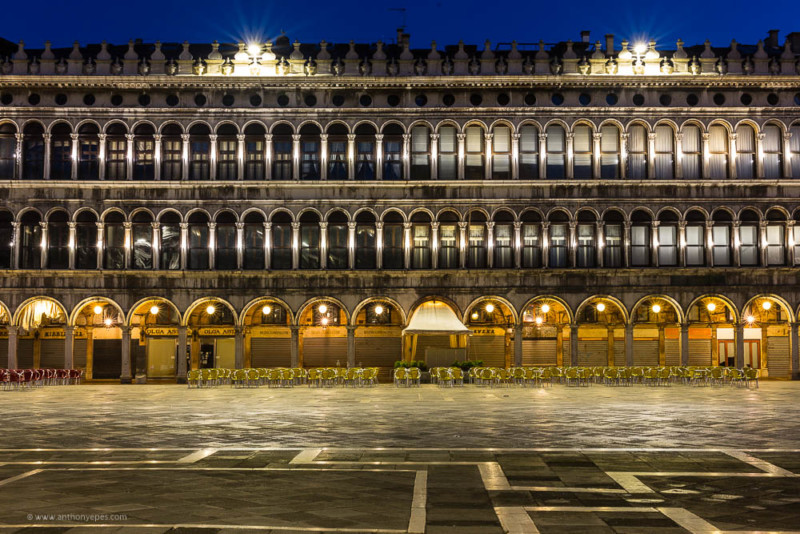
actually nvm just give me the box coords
[382,213,404,269]
[22,123,45,180]
[491,125,511,180]
[708,125,729,179]
[270,212,292,270]
[410,125,430,180]
[159,212,181,270]
[50,123,72,180]
[133,124,154,180]
[355,213,376,269]
[160,125,182,181]
[216,125,238,180]
[654,125,674,179]
[545,125,565,178]
[78,124,100,180]
[791,124,800,178]
[103,212,126,270]
[188,124,211,181]
[300,124,320,180]
[763,124,782,179]
[437,216,458,269]
[548,223,567,267]
[299,212,320,269]
[518,125,539,179]
[0,124,17,179]
[75,211,97,270]
[576,222,595,267]
[573,125,593,179]
[244,124,265,180]
[735,124,755,179]
[20,211,42,269]
[681,125,702,179]
[493,215,513,268]
[604,223,622,267]
[411,215,431,269]
[215,212,237,270]
[467,216,486,268]
[272,125,293,180]
[464,125,484,179]
[600,125,620,179]
[355,124,376,180]
[326,212,348,269]
[627,124,647,179]
[438,126,457,179]
[382,124,403,180]
[243,212,265,270]
[46,211,69,269]
[327,124,348,180]
[187,212,209,270]
[105,124,127,180]
[521,222,541,268]
[685,225,704,266]
[131,211,153,270]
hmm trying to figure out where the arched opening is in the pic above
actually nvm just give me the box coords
[437,124,458,180]
[602,210,625,267]
[403,298,467,367]
[243,212,265,270]
[654,124,675,179]
[131,211,153,270]
[572,124,593,179]
[627,124,648,179]
[326,211,349,269]
[465,298,515,367]
[0,304,9,367]
[270,212,293,269]
[545,124,566,179]
[103,211,126,269]
[45,210,69,269]
[711,210,733,266]
[19,211,42,269]
[105,123,127,180]
[382,211,405,269]
[632,297,681,366]
[159,211,181,270]
[0,123,17,179]
[466,211,487,268]
[299,124,321,180]
[437,211,459,269]
[684,209,707,267]
[50,123,72,180]
[22,122,45,180]
[464,124,485,179]
[708,124,729,179]
[186,299,236,369]
[382,124,404,180]
[133,124,155,180]
[681,124,702,179]
[216,124,238,180]
[765,208,787,266]
[411,212,432,269]
[75,211,98,269]
[520,211,542,268]
[160,124,183,181]
[244,123,266,180]
[354,299,404,380]
[521,298,571,366]
[791,121,800,179]
[548,210,570,268]
[355,124,377,180]
[326,124,348,180]
[214,211,237,270]
[735,123,756,179]
[73,299,124,379]
[299,211,321,269]
[187,212,210,270]
[243,298,292,368]
[763,124,783,179]
[128,298,181,379]
[491,124,511,180]
[743,296,791,377]
[77,123,100,180]
[630,209,652,267]
[355,212,376,269]
[14,297,67,370]
[576,297,626,366]
[519,124,539,179]
[600,124,620,179]
[576,210,597,268]
[188,124,211,180]
[272,124,293,180]
[656,210,679,267]
[298,299,347,368]
[686,296,737,367]
[738,209,760,266]
[493,210,515,268]
[0,210,13,268]
[410,124,431,179]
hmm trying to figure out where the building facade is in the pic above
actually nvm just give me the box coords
[1,30,800,381]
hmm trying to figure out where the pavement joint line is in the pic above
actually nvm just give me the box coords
[176,447,218,464]
[525,506,658,512]
[723,449,796,476]
[0,469,42,487]
[45,466,419,473]
[605,472,656,494]
[408,470,427,534]
[289,447,323,465]
[495,506,540,534]
[0,461,183,465]
[3,446,800,452]
[479,462,512,491]
[0,524,406,533]
[657,506,725,534]
[510,486,628,493]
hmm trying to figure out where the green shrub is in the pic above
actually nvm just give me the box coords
[451,360,484,371]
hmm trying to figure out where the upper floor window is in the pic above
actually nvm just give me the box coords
[188,124,211,180]
[161,124,183,181]
[382,125,403,180]
[572,125,592,179]
[438,126,457,180]
[133,124,155,180]
[791,124,800,179]
[763,124,782,179]
[600,125,620,179]
[244,124,266,180]
[464,125,485,180]
[272,125,293,180]
[491,126,511,180]
[682,125,702,179]
[327,124,348,180]
[735,124,755,179]
[217,125,238,180]
[708,125,728,179]
[105,124,127,180]
[300,124,321,180]
[654,125,674,179]
[50,123,72,180]
[518,125,539,179]
[627,124,647,179]
[22,123,45,180]
[355,124,376,180]
[0,124,16,179]
[545,125,565,179]
[410,125,430,180]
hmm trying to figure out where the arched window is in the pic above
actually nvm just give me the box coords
[491,125,511,180]
[466,212,487,268]
[411,212,431,269]
[519,125,539,179]
[493,211,514,268]
[711,211,732,266]
[763,124,783,179]
[77,123,99,180]
[327,211,348,269]
[791,123,800,179]
[410,125,430,179]
[131,211,153,269]
[50,123,72,180]
[548,211,569,268]
[766,209,786,266]
[244,124,265,180]
[215,212,237,270]
[465,125,485,179]
[545,125,565,178]
[382,124,404,180]
[189,124,211,180]
[603,211,624,267]
[576,211,596,267]
[216,124,238,180]
[47,211,69,269]
[739,209,760,266]
[187,212,209,270]
[160,124,183,181]
[75,211,97,269]
[708,125,729,179]
[270,212,293,270]
[272,124,293,180]
[105,124,127,180]
[19,211,42,269]
[382,212,405,269]
[299,212,321,269]
[437,212,459,269]
[0,211,13,268]
[355,212,376,269]
[684,210,705,267]
[600,125,620,179]
[103,212,126,269]
[735,124,755,179]
[159,212,181,270]
[627,124,647,179]
[573,124,593,179]
[438,125,458,180]
[243,212,265,270]
[681,125,702,179]
[657,212,679,267]
[0,124,16,179]
[630,210,652,267]
[327,124,348,180]
[133,124,155,180]
[355,124,376,180]
[521,211,542,268]
[300,124,321,180]
[22,123,44,180]
[654,125,675,179]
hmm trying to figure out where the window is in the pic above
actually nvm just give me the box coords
[685,225,704,266]
[658,225,678,266]
[133,130,154,180]
[521,223,541,268]
[604,224,622,267]
[0,213,13,268]
[20,214,42,269]
[576,224,595,267]
[355,131,375,180]
[159,216,181,270]
[355,222,376,269]
[467,223,486,268]
[189,129,210,180]
[187,218,209,270]
[244,131,265,180]
[47,214,69,269]
[272,136,292,180]
[75,214,97,269]
[410,126,430,179]
[493,224,513,268]
[301,140,320,180]
[519,125,539,179]
[412,223,431,269]
[735,125,755,179]
[438,224,458,268]
[682,125,702,179]
[791,125,800,179]
[573,125,592,179]
[0,125,16,179]
[545,125,565,178]
[104,216,126,269]
[465,126,484,179]
[438,126,457,179]
[131,215,153,270]
[271,219,293,269]
[217,136,237,180]
[51,127,72,180]
[793,225,800,265]
[654,126,674,179]
[712,225,731,266]
[215,218,237,270]
[327,220,348,269]
[491,126,511,179]
[23,124,44,180]
[627,124,647,179]
[763,125,782,179]
[600,125,619,179]
[161,128,182,180]
[631,225,650,266]
[328,140,347,179]
[300,220,320,269]
[243,217,265,270]
[383,138,403,180]
[78,126,99,180]
[106,134,126,180]
[766,224,785,265]
[548,224,567,267]
[382,222,404,269]
[739,225,758,266]
[708,125,728,179]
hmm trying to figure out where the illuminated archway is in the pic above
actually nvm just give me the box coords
[71,297,125,380]
[403,297,467,367]
[184,297,237,370]
[463,297,516,368]
[520,296,573,366]
[631,296,683,367]
[296,297,349,368]
[12,297,68,370]
[351,297,406,379]
[127,297,181,379]
[742,295,792,376]
[0,301,10,368]
[685,295,738,367]
[241,297,293,368]
[574,296,627,367]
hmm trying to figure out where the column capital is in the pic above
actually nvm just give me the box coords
[11,221,20,229]
[123,221,132,229]
[783,132,793,141]
[538,133,548,142]
[346,134,357,141]
[263,222,272,230]
[181,134,191,142]
[265,133,273,141]
[513,221,522,229]
[150,221,161,229]
[235,222,245,230]
[542,221,551,230]
[347,221,357,230]
[430,221,440,230]
[375,221,384,230]
[511,133,521,141]
[486,221,495,229]
[207,222,217,230]
[98,133,107,141]
[318,221,328,230]
[456,133,466,141]
[179,222,189,229]
[647,132,657,141]
[236,134,246,142]
[67,221,76,229]
[457,221,468,229]
[291,222,301,230]
[291,134,301,142]
[95,221,105,229]
[70,133,79,141]
[592,132,603,141]
[757,132,766,141]
[651,220,660,227]
[153,134,162,142]
[675,132,683,142]
[38,221,48,229]
[320,133,329,141]
[374,134,385,141]
[346,325,357,332]
[623,221,632,230]
[565,133,574,141]
[595,220,605,228]
[430,133,440,141]
[402,222,412,229]
[64,324,74,333]
[701,133,710,141]
[484,133,493,141]
[15,132,24,142]
[620,132,629,142]
[729,133,738,142]
[124,133,134,142]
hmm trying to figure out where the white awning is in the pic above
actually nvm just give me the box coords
[402,300,471,335]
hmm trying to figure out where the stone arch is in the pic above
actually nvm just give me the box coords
[69,296,125,327]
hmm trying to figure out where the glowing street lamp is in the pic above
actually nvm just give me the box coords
[651,304,661,314]
[706,302,716,312]
[262,305,272,315]
[762,301,772,311]
[596,303,606,312]
[485,303,495,313]
[541,304,550,314]
[374,305,384,315]
[206,305,216,315]
[149,305,159,315]
[318,304,328,314]
[93,305,103,315]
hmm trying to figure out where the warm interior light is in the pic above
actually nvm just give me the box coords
[374,305,384,315]
[534,316,543,325]
[596,303,606,312]
[93,305,103,315]
[103,318,112,327]
[707,303,716,312]
[149,305,159,315]
[652,304,661,314]
[485,304,495,313]
[206,305,216,315]
[762,301,772,311]
[321,317,329,325]
[541,304,550,314]
[262,305,272,315]
[318,304,328,314]
[634,43,647,55]
[746,315,755,324]
[471,312,479,320]
[248,43,261,56]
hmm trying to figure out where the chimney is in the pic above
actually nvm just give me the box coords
[788,32,800,53]
[605,34,615,53]
[767,29,779,47]
[396,28,404,45]
[581,30,590,43]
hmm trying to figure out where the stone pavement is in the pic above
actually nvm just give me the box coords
[0,383,799,533]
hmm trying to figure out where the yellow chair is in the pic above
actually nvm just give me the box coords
[321,368,336,387]
[407,367,421,387]
[307,368,322,387]
[437,367,453,387]
[186,369,200,388]
[451,367,464,386]
[744,367,759,388]
[394,367,408,387]
[231,369,246,388]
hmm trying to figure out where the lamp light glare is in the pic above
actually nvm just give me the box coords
[374,305,384,315]
[534,316,543,325]
[321,317,329,325]
[248,43,261,56]
[762,301,772,311]
[596,303,606,312]
[634,43,647,55]
[318,304,328,314]
[471,312,479,320]
[103,318,112,327]
[706,302,716,312]
[652,304,661,314]
[485,303,495,313]
[149,305,159,315]
[262,305,272,315]
[746,315,755,324]
[541,304,550,314]
[206,305,216,315]
[93,305,103,315]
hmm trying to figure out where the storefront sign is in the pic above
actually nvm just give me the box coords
[250,325,291,338]
[302,326,347,338]
[354,326,402,338]
[146,327,179,337]
[198,327,236,337]
[469,327,506,336]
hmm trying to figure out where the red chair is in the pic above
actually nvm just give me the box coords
[22,369,35,388]
[1,370,10,391]
[56,369,70,385]
[69,369,83,385]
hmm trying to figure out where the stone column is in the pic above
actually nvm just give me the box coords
[570,324,579,366]
[430,222,439,269]
[538,133,547,179]
[729,133,738,179]
[123,222,132,269]
[181,133,190,180]
[346,134,356,180]
[153,134,162,181]
[732,222,742,267]
[704,221,714,267]
[70,133,79,179]
[207,222,216,270]
[64,325,74,368]
[484,132,493,179]
[680,324,689,366]
[347,222,356,269]
[347,326,356,367]
[513,221,522,268]
[619,133,628,179]
[67,222,76,269]
[511,133,520,180]
[758,221,768,266]
[43,133,52,179]
[234,326,244,368]
[120,326,132,383]
[291,222,300,269]
[236,134,245,180]
[320,134,329,180]
[701,133,710,178]
[263,222,272,269]
[647,132,657,179]
[291,134,301,180]
[319,222,328,269]
[651,220,660,267]
[290,326,300,367]
[208,134,218,181]
[625,323,634,366]
[568,221,577,267]
[375,222,384,269]
[7,326,18,369]
[430,133,439,179]
[375,133,384,180]
[458,221,468,269]
[151,222,161,270]
[457,133,466,180]
[39,221,48,268]
[264,134,273,180]
[788,221,796,266]
[678,222,687,267]
[565,132,574,179]
[236,222,244,270]
[179,222,188,270]
[402,133,411,180]
[403,222,412,269]
[14,133,23,179]
[95,222,104,269]
[607,327,615,366]
[97,133,107,180]
[783,133,793,179]
[177,326,187,382]
[674,132,684,179]
[11,222,20,269]
[735,322,745,369]
[514,324,523,366]
[126,133,135,180]
[592,132,602,179]
[596,221,605,268]
[486,221,495,269]
[791,322,799,379]
[542,221,550,268]
[755,132,764,179]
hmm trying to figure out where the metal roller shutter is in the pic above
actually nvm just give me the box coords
[251,338,292,368]
[92,339,122,379]
[633,339,659,366]
[577,340,607,366]
[665,339,680,366]
[562,339,571,365]
[40,339,64,368]
[614,339,625,366]
[131,341,147,376]
[17,339,34,368]
[522,339,557,366]
[468,336,505,367]
[688,339,712,366]
[73,339,87,369]
[355,337,401,381]
[302,337,347,367]
[0,341,7,368]
[767,336,790,378]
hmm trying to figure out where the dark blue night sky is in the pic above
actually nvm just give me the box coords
[3,0,800,50]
